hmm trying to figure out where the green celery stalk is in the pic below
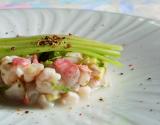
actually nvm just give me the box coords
[0,34,123,66]
[64,35,123,51]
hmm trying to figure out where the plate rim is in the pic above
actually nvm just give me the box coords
[0,8,160,23]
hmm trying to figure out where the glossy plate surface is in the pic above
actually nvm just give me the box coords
[0,9,160,125]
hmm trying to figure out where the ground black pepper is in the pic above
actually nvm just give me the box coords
[86,105,90,107]
[128,64,133,67]
[37,35,64,46]
[25,111,29,114]
[18,84,21,88]
[66,43,71,48]
[120,73,124,75]
[69,33,72,36]
[10,47,16,51]
[99,97,104,102]
[147,77,152,80]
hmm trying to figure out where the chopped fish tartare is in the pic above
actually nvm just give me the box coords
[0,34,122,107]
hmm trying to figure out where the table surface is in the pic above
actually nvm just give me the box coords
[0,0,159,20]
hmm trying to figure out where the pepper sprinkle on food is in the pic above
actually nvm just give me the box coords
[37,35,65,46]
[10,47,16,51]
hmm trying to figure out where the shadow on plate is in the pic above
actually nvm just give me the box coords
[0,95,43,110]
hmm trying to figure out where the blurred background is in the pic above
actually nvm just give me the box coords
[0,0,160,20]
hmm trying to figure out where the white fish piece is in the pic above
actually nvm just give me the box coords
[36,81,53,94]
[38,94,54,108]
[25,84,40,104]
[54,59,80,87]
[36,68,61,94]
[0,56,31,85]
[78,65,91,86]
[5,81,25,100]
[65,52,83,63]
[0,65,18,85]
[16,67,24,77]
[36,68,61,84]
[23,63,44,82]
[1,56,18,64]
[61,92,80,105]
[78,86,91,98]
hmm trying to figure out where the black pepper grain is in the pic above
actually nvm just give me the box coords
[66,43,71,48]
[37,35,64,47]
[120,73,124,75]
[10,47,16,51]
[69,33,72,36]
[18,84,21,88]
[86,105,90,107]
[25,111,29,114]
[45,36,49,39]
[99,97,104,102]
[128,64,133,67]
[147,77,152,80]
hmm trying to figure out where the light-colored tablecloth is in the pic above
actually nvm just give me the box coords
[0,0,159,20]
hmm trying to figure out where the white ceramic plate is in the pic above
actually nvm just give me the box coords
[0,9,160,125]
